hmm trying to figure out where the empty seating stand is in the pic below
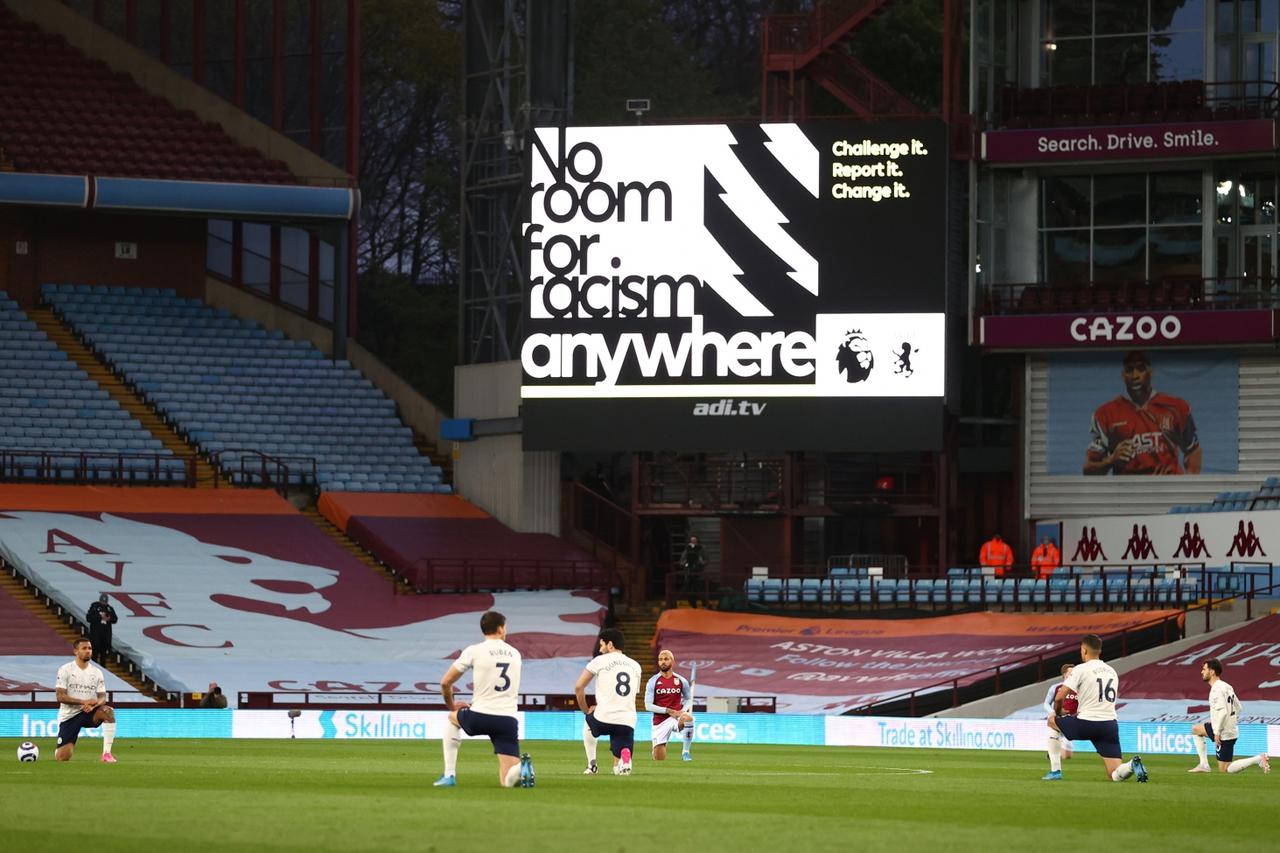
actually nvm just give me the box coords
[0,5,292,183]
[742,565,1207,613]
[0,291,187,484]
[1169,476,1280,512]
[43,284,447,494]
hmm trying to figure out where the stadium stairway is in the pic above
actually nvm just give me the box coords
[28,307,216,487]
[300,504,415,594]
[0,568,153,695]
[616,608,661,687]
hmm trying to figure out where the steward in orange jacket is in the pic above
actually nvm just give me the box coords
[979,534,1014,577]
[1031,537,1061,579]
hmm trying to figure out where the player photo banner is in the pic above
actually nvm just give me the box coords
[654,609,1181,714]
[522,122,948,451]
[1045,350,1239,475]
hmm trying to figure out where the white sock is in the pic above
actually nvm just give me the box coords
[442,723,461,777]
[583,721,598,764]
[101,722,116,754]
[1111,760,1133,781]
[1227,754,1263,774]
[1193,735,1207,765]
[503,762,522,787]
[1046,732,1062,772]
[682,721,694,755]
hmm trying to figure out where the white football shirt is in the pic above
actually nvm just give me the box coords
[451,638,522,719]
[586,650,643,728]
[55,661,106,723]
[1063,658,1119,721]
[1208,678,1241,741]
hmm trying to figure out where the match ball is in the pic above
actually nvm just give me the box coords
[17,741,39,762]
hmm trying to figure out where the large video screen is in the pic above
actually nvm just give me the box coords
[521,121,947,451]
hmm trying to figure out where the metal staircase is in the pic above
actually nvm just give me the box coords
[762,0,919,120]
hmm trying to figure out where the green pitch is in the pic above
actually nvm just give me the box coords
[1,739,1272,852]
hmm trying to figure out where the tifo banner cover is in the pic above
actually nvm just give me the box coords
[653,609,1182,714]
[0,656,136,698]
[2,709,1273,759]
[0,488,606,701]
[1108,614,1280,724]
[1045,350,1238,475]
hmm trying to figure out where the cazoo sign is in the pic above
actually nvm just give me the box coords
[979,308,1277,349]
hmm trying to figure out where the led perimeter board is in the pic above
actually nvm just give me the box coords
[521,121,947,451]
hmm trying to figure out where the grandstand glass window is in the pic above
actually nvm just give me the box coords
[280,227,311,312]
[283,0,312,150]
[137,0,164,57]
[207,220,234,279]
[1213,164,1279,295]
[204,1,237,103]
[244,0,274,127]
[168,2,195,78]
[318,238,335,322]
[1038,170,1205,283]
[321,0,348,165]
[242,223,271,296]
[1042,1,1207,84]
[1215,1,1278,108]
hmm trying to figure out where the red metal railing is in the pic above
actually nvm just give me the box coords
[410,557,614,594]
[763,0,892,63]
[846,578,1280,716]
[0,448,195,487]
[563,481,634,576]
[210,448,316,496]
[981,276,1280,317]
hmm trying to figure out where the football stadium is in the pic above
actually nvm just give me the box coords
[1,2,1277,851]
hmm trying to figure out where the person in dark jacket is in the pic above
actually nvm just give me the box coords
[85,594,118,665]
[678,535,707,607]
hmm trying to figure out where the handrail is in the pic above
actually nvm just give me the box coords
[209,447,316,496]
[844,578,1280,716]
[981,276,1280,316]
[0,448,195,487]
[0,689,180,707]
[411,556,615,594]
[995,79,1279,127]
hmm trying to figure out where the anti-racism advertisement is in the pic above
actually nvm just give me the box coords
[521,122,948,451]
[1045,350,1238,475]
[652,609,1181,714]
[1053,510,1278,567]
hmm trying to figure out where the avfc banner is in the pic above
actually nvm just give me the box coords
[521,122,948,451]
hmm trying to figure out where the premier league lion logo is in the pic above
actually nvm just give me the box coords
[835,329,874,383]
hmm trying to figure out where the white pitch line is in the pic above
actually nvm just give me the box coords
[737,767,933,777]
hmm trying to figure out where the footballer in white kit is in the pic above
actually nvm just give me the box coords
[54,637,118,763]
[1047,633,1147,783]
[436,611,533,788]
[1188,658,1270,775]
[575,628,643,775]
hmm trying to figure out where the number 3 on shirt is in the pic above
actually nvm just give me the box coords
[495,662,511,692]
[1096,678,1116,702]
